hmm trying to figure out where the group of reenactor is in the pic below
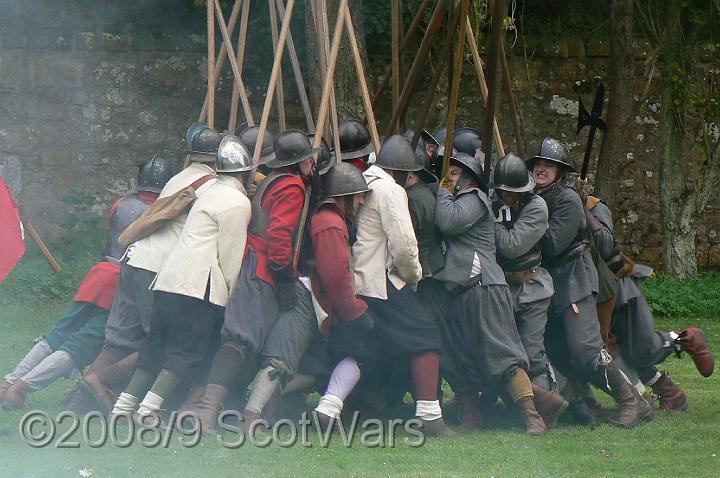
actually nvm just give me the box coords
[0,119,714,438]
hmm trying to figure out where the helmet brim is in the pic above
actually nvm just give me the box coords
[264,147,321,169]
[325,187,371,198]
[492,173,536,193]
[187,151,217,163]
[340,142,375,160]
[525,156,576,173]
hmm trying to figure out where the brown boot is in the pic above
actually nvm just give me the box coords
[2,380,30,410]
[80,373,116,414]
[604,362,639,429]
[418,418,457,437]
[631,387,655,422]
[457,392,484,429]
[531,384,569,429]
[0,381,12,402]
[515,396,548,436]
[191,384,229,436]
[651,371,688,412]
[675,328,715,377]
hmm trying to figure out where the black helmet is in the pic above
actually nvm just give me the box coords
[237,126,276,164]
[526,137,575,172]
[234,122,250,136]
[453,127,482,156]
[414,146,438,183]
[421,129,439,146]
[188,126,223,161]
[138,154,175,193]
[339,119,374,160]
[492,152,535,193]
[266,130,320,169]
[323,162,370,198]
[216,135,254,173]
[185,122,208,151]
[375,135,422,172]
[451,152,484,186]
[307,133,335,175]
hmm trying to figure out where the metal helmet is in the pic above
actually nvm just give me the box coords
[307,133,335,175]
[323,162,370,198]
[451,152,484,186]
[185,121,208,151]
[234,122,250,136]
[433,127,447,145]
[403,129,427,152]
[138,154,176,193]
[237,126,276,164]
[492,152,535,193]
[266,129,320,169]
[526,137,575,172]
[414,146,438,183]
[339,119,374,160]
[216,135,254,173]
[453,127,483,156]
[188,126,223,161]
[421,129,439,146]
[375,134,422,172]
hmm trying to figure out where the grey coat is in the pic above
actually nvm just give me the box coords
[537,183,598,311]
[590,201,641,305]
[495,194,554,304]
[406,183,445,277]
[434,187,506,287]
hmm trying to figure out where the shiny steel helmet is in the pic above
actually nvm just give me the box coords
[525,137,576,172]
[323,162,370,198]
[216,135,254,173]
[491,152,535,193]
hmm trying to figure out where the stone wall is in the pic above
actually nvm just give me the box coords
[0,1,717,269]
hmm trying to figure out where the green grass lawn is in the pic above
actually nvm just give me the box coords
[1,302,719,478]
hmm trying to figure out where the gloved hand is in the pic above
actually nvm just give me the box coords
[438,174,455,192]
[351,311,375,333]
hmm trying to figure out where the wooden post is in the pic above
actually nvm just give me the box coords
[213,0,254,128]
[465,17,505,157]
[343,3,381,152]
[199,0,243,124]
[312,0,348,149]
[268,0,287,131]
[275,0,315,132]
[385,0,446,138]
[371,0,432,111]
[23,220,61,273]
[499,37,525,157]
[228,0,252,130]
[253,0,296,163]
[480,0,506,180]
[316,0,341,157]
[443,0,470,178]
[206,0,216,128]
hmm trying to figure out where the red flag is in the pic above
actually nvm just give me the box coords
[0,176,25,284]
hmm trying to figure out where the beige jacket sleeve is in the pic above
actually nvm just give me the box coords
[379,183,422,286]
[216,195,251,294]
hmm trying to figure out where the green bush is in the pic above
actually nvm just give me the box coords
[643,272,720,319]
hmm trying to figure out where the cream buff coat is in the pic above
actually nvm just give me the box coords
[152,174,251,308]
[352,165,422,300]
[127,162,217,273]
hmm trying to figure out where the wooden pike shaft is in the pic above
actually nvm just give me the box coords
[410,6,459,150]
[214,0,254,127]
[499,37,525,158]
[200,0,243,124]
[312,0,347,149]
[465,17,505,157]
[443,0,470,178]
[268,0,287,131]
[23,220,61,273]
[229,0,252,130]
[206,0,215,128]
[344,3,381,152]
[311,0,341,157]
[480,0,506,180]
[371,0,432,110]
[253,0,297,163]
[385,0,446,138]
[275,0,315,132]
[391,0,401,116]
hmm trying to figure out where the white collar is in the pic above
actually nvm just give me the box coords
[363,164,394,182]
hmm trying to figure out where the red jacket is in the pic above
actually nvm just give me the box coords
[247,173,306,287]
[311,203,368,334]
